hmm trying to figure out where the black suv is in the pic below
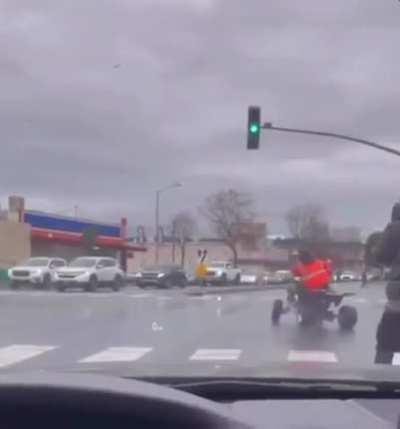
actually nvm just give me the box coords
[136,265,188,288]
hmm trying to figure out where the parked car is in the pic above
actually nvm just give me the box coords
[267,270,293,285]
[55,257,124,292]
[339,271,357,282]
[136,265,188,288]
[204,261,241,285]
[8,257,67,289]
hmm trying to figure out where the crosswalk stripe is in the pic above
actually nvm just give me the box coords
[0,345,56,368]
[287,350,338,363]
[79,347,153,363]
[190,348,242,361]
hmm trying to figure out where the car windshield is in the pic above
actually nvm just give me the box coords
[3,0,400,393]
[69,258,97,268]
[24,258,49,267]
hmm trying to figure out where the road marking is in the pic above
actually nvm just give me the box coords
[0,345,56,368]
[79,347,152,363]
[287,350,338,363]
[190,348,242,361]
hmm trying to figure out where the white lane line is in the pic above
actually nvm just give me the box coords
[79,347,153,363]
[190,348,242,361]
[288,350,338,363]
[0,345,56,368]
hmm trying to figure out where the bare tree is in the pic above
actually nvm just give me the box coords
[285,203,330,243]
[171,211,196,267]
[201,189,254,267]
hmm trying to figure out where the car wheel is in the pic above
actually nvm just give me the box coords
[220,273,227,285]
[337,305,357,330]
[42,274,52,290]
[57,284,66,293]
[179,277,188,288]
[234,274,241,285]
[112,275,123,292]
[86,275,98,292]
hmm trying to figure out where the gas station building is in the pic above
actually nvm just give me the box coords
[0,196,146,270]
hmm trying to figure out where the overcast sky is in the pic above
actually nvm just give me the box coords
[1,0,400,236]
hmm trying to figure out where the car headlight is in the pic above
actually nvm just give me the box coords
[157,273,165,278]
[7,269,12,277]
[135,272,143,278]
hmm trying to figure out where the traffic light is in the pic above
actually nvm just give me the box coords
[247,106,261,149]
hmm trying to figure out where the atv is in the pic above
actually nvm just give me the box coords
[271,286,358,330]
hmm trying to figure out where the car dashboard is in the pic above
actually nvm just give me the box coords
[0,372,397,429]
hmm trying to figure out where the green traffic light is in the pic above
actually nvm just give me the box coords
[249,123,259,134]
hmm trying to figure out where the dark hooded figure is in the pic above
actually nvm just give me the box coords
[374,202,400,364]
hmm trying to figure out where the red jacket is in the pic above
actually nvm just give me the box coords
[292,259,331,290]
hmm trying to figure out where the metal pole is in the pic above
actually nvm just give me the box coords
[154,182,182,265]
[155,190,160,264]
[262,123,400,158]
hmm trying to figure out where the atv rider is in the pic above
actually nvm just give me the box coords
[288,249,332,302]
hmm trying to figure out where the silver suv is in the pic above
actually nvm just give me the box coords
[8,257,67,290]
[55,257,125,292]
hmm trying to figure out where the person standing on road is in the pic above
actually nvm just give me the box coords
[375,202,400,364]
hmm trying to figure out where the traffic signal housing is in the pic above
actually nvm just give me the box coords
[247,106,261,150]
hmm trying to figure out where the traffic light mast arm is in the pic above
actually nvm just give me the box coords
[262,122,400,158]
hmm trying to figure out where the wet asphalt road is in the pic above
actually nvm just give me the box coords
[0,281,388,374]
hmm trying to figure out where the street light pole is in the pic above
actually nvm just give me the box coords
[154,182,182,264]
[155,190,161,264]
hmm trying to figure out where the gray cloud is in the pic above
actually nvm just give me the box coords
[0,0,400,236]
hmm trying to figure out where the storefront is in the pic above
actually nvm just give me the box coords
[24,211,145,270]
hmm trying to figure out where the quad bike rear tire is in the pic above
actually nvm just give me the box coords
[337,305,357,330]
[272,299,284,326]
